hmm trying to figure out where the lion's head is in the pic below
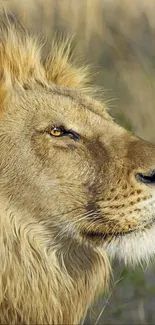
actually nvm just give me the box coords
[0,16,155,272]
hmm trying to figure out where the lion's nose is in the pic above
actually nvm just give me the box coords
[136,170,155,185]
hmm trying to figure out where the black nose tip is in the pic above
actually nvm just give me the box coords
[136,170,155,184]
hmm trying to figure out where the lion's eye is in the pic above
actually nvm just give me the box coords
[49,126,80,141]
[50,127,64,137]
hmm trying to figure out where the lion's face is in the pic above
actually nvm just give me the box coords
[1,84,155,265]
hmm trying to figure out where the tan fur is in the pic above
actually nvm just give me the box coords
[0,16,91,104]
[0,15,155,324]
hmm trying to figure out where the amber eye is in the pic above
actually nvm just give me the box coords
[50,127,64,137]
[49,126,80,141]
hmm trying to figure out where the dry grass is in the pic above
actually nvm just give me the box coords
[1,0,155,324]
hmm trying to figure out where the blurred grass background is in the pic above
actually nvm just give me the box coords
[2,0,155,323]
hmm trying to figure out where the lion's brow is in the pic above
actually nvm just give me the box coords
[49,86,111,121]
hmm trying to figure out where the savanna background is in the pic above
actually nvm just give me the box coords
[2,0,155,324]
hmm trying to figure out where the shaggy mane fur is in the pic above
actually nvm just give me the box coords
[0,14,91,108]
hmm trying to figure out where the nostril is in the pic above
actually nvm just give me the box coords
[136,170,155,185]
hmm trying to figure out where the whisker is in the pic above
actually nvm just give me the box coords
[53,210,96,241]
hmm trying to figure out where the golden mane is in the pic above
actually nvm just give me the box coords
[0,14,91,107]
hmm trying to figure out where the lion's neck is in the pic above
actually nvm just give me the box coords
[0,204,110,324]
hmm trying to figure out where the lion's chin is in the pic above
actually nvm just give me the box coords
[81,221,155,265]
[103,224,155,266]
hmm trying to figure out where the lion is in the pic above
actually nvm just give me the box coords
[0,14,155,325]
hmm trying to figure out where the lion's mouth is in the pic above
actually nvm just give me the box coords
[81,220,155,241]
[81,229,134,241]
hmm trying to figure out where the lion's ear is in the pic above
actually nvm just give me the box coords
[44,38,91,92]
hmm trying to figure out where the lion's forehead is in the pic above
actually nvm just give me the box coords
[16,87,120,141]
